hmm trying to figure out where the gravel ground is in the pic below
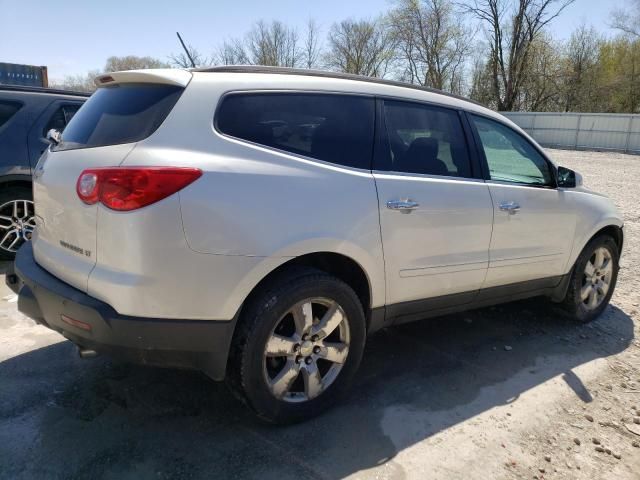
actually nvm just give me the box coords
[0,148,639,480]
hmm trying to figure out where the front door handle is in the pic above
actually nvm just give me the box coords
[387,199,419,213]
[499,201,521,214]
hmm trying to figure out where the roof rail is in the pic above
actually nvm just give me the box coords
[193,65,485,108]
[0,84,91,97]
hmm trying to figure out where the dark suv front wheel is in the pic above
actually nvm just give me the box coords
[0,185,35,261]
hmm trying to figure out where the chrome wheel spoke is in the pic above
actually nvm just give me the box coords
[594,249,606,269]
[270,360,300,398]
[596,280,608,296]
[0,230,15,248]
[584,261,595,277]
[265,334,298,357]
[313,302,343,339]
[292,301,314,336]
[21,200,32,220]
[319,341,349,364]
[580,284,592,301]
[7,235,19,251]
[302,363,323,400]
[0,215,12,228]
[587,288,599,309]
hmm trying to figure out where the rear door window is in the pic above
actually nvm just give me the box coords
[56,84,183,151]
[0,101,22,129]
[216,93,375,170]
[380,100,473,178]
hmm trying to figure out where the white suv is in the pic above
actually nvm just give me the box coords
[11,67,623,423]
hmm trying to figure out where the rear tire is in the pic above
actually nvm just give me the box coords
[227,268,366,424]
[0,185,35,261]
[560,235,619,323]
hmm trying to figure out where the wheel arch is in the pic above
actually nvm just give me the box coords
[0,175,32,192]
[567,218,624,272]
[237,251,375,330]
[593,224,624,253]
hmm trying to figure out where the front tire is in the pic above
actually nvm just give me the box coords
[560,235,619,323]
[227,268,366,424]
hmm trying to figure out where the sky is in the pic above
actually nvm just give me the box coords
[0,0,629,82]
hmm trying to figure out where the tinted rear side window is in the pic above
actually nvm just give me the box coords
[216,93,375,170]
[57,84,182,151]
[381,100,472,178]
[0,101,21,128]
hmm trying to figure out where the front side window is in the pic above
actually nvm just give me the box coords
[381,100,472,178]
[0,101,21,129]
[216,93,375,170]
[471,115,553,186]
[57,83,183,151]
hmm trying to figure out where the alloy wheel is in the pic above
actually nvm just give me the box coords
[581,246,613,310]
[263,297,350,403]
[0,200,35,253]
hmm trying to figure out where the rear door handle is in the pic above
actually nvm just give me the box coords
[387,199,419,213]
[499,201,521,214]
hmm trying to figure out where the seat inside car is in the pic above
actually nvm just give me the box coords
[397,137,449,176]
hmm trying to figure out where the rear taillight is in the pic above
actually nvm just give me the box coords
[76,167,202,211]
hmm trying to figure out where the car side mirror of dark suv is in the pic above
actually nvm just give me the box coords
[46,128,61,145]
[557,166,583,188]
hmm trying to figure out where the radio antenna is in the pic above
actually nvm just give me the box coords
[176,32,196,68]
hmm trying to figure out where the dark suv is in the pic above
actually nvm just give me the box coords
[0,85,88,259]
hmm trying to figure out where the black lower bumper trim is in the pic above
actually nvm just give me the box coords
[13,243,236,380]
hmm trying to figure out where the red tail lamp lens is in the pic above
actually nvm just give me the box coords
[76,167,202,211]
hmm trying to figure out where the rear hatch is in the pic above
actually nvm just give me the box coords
[32,70,191,291]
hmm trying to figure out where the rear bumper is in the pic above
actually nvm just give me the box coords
[11,242,236,380]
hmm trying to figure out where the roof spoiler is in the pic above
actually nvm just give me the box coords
[94,69,192,88]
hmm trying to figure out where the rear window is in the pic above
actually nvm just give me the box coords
[0,101,22,128]
[216,93,375,170]
[56,83,182,151]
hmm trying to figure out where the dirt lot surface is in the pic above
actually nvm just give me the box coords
[1,148,639,480]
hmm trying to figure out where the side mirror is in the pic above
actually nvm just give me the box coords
[557,166,582,188]
[46,129,61,145]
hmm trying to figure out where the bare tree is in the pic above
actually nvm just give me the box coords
[214,39,250,65]
[245,20,301,67]
[49,70,101,93]
[325,18,396,77]
[169,44,210,68]
[303,18,322,68]
[462,0,575,111]
[611,0,640,38]
[104,55,168,72]
[389,0,473,93]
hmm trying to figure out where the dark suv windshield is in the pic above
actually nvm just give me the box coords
[56,83,182,151]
